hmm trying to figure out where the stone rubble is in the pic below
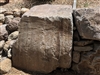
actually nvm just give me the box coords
[0,7,29,74]
[0,5,100,75]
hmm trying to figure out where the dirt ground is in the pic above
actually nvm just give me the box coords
[3,67,78,75]
[0,0,100,11]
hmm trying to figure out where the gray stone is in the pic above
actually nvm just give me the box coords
[74,46,93,52]
[12,5,73,73]
[0,25,8,41]
[73,51,80,63]
[74,40,93,46]
[3,39,17,58]
[0,40,5,49]
[5,15,14,24]
[72,42,100,75]
[6,17,20,33]
[0,57,12,74]
[73,7,100,41]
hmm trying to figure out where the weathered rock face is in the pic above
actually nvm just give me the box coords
[12,4,73,73]
[73,7,100,41]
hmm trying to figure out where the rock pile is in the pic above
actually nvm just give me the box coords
[0,4,100,75]
[0,7,29,74]
[72,7,100,75]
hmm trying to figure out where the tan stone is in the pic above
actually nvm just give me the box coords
[21,8,29,14]
[4,11,13,16]
[0,40,5,49]
[0,57,12,74]
[74,46,93,52]
[12,4,73,73]
[0,8,6,14]
[0,14,5,23]
[0,23,3,26]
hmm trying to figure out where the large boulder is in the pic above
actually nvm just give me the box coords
[12,4,73,73]
[73,7,100,41]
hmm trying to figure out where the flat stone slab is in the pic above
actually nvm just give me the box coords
[12,4,73,73]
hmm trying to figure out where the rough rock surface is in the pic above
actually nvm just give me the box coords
[0,25,8,41]
[73,7,100,41]
[0,57,12,74]
[72,41,100,75]
[6,17,21,33]
[12,4,73,73]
